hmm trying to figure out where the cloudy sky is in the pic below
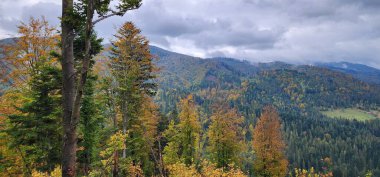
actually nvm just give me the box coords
[1,0,380,68]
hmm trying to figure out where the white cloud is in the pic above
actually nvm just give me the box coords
[1,0,380,68]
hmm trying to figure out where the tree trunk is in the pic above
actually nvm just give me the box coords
[113,100,119,177]
[61,0,76,176]
[71,0,94,131]
[113,151,119,177]
[62,0,95,176]
[121,100,128,158]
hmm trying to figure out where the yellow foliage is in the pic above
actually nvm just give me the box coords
[167,161,247,177]
[0,90,30,176]
[293,167,333,177]
[31,166,61,177]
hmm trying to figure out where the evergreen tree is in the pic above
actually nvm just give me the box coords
[1,17,62,175]
[109,21,158,175]
[78,74,104,176]
[6,65,62,174]
[73,26,104,176]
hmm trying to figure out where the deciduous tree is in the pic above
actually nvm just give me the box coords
[207,105,243,169]
[253,106,288,177]
[163,95,201,166]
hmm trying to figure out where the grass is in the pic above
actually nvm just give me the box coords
[321,108,379,121]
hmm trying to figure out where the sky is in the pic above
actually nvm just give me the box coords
[1,0,380,68]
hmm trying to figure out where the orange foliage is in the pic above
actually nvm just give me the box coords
[253,106,288,177]
[1,16,59,86]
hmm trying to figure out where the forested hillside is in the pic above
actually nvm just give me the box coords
[317,62,380,85]
[151,45,380,176]
[1,19,380,177]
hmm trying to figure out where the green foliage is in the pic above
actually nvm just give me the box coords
[6,65,62,173]
[107,21,158,176]
[152,47,380,176]
[207,106,243,169]
[77,74,105,175]
[89,131,127,177]
[163,95,201,166]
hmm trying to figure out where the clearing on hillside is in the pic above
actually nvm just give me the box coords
[321,108,379,121]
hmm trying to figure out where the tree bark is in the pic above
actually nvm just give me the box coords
[113,98,119,177]
[61,0,76,176]
[62,0,95,176]
[72,0,94,129]
[121,99,128,158]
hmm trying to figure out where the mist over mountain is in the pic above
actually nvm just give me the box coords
[1,37,380,176]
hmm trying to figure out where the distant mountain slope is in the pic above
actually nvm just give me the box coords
[150,46,253,90]
[242,66,380,113]
[1,37,379,92]
[317,62,380,85]
[0,38,17,93]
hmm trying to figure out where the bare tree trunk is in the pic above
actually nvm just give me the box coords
[61,0,76,176]
[121,99,128,158]
[113,99,119,177]
[113,151,119,177]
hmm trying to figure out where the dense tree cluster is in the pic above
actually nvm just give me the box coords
[1,1,380,176]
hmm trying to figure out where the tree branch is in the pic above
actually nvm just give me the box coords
[92,7,139,25]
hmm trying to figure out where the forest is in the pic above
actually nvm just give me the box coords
[1,0,380,177]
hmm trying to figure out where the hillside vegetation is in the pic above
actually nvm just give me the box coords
[1,25,380,176]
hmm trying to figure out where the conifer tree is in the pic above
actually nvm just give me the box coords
[2,18,62,175]
[6,65,62,174]
[253,106,288,177]
[109,21,158,175]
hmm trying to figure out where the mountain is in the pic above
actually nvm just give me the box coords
[317,62,380,85]
[2,39,380,176]
[151,46,255,90]
[150,46,380,176]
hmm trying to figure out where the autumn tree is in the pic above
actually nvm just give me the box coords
[60,0,141,175]
[163,95,201,166]
[0,18,61,176]
[1,17,59,86]
[107,21,158,175]
[253,106,288,177]
[207,105,244,169]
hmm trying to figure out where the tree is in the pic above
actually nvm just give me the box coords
[77,75,104,176]
[1,17,59,86]
[163,95,201,166]
[207,105,243,169]
[252,106,288,177]
[108,21,158,175]
[6,65,62,174]
[0,17,61,176]
[60,1,141,175]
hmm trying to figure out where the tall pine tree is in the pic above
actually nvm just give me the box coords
[109,21,158,176]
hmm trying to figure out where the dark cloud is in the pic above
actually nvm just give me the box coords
[1,0,380,68]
